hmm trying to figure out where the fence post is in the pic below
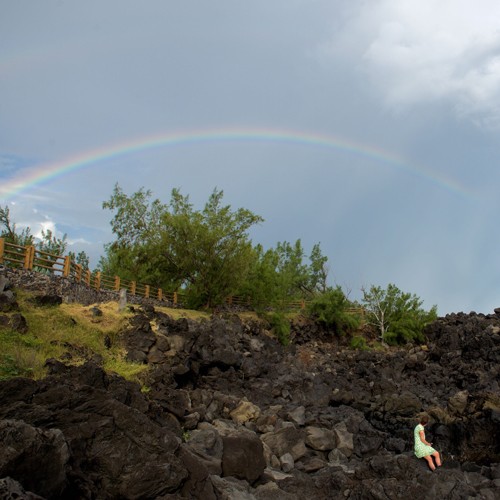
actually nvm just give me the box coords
[0,238,4,263]
[301,299,305,309]
[173,291,177,305]
[95,271,101,291]
[157,288,162,300]
[75,264,82,282]
[63,255,71,277]
[24,245,35,270]
[114,276,120,291]
[145,285,150,298]
[130,281,136,296]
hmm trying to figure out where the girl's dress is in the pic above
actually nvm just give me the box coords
[414,423,436,458]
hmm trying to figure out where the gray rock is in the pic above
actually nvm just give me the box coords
[222,433,266,483]
[261,426,307,461]
[279,452,294,473]
[305,426,336,451]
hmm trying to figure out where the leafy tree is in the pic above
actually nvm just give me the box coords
[238,240,329,311]
[237,244,280,310]
[36,228,67,256]
[361,283,437,345]
[68,250,90,270]
[306,243,329,294]
[306,286,361,335]
[0,206,34,246]
[1,205,90,272]
[102,184,263,308]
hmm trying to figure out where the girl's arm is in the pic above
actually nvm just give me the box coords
[419,430,432,446]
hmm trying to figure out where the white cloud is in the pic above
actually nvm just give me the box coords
[33,219,56,240]
[325,0,500,126]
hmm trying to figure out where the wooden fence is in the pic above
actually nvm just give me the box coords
[0,238,365,314]
[0,238,183,304]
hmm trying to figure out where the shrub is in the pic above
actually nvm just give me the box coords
[361,283,437,345]
[266,311,291,346]
[306,287,361,335]
[350,335,368,350]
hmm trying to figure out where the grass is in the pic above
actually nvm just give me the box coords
[154,305,211,321]
[0,290,149,383]
[0,289,307,384]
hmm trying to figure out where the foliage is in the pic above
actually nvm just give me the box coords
[102,184,263,307]
[361,283,437,345]
[0,205,34,246]
[238,240,329,311]
[0,291,147,383]
[68,250,90,270]
[265,311,291,346]
[306,287,361,335]
[36,228,67,256]
[350,335,368,350]
[1,205,90,271]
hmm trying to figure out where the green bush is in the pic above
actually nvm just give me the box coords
[361,283,437,345]
[266,311,291,346]
[306,287,361,335]
[350,335,368,350]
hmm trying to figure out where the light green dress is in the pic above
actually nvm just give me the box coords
[414,424,436,458]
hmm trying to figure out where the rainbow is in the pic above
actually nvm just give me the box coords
[0,127,469,199]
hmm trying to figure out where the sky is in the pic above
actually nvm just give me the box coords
[1,0,499,315]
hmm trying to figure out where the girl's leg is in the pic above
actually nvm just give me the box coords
[424,455,436,471]
[432,451,441,466]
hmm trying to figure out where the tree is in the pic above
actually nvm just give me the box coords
[0,206,34,246]
[102,184,263,308]
[361,283,437,345]
[1,205,90,271]
[68,250,90,270]
[238,239,330,311]
[36,228,67,256]
[306,243,329,294]
[306,286,361,335]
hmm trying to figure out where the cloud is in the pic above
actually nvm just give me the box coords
[324,0,500,126]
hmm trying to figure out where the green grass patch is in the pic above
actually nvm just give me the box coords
[0,291,148,384]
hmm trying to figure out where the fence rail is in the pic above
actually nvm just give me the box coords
[0,239,250,308]
[0,238,364,314]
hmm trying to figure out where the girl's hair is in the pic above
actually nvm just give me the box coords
[420,415,429,425]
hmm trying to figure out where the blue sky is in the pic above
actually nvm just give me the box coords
[1,0,499,314]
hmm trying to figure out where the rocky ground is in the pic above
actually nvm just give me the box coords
[0,269,499,499]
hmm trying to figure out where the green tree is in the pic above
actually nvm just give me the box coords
[238,240,329,311]
[0,206,34,246]
[36,228,67,256]
[361,283,437,345]
[306,286,361,335]
[306,243,329,294]
[68,250,90,270]
[1,205,91,273]
[102,184,263,308]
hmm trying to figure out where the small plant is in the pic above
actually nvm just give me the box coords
[182,430,191,442]
[350,335,368,350]
[0,354,21,380]
[266,311,291,346]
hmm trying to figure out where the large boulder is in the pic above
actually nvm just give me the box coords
[261,426,307,461]
[222,433,266,483]
[0,362,188,498]
[0,420,69,498]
